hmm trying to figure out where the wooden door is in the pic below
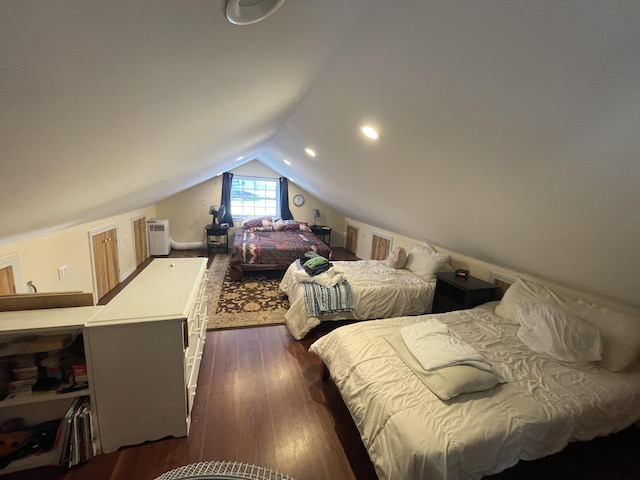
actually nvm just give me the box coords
[133,217,148,267]
[0,266,16,295]
[371,234,391,260]
[105,229,120,291]
[346,225,358,255]
[92,228,120,300]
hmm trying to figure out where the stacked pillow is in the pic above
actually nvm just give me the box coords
[242,216,274,232]
[495,278,640,372]
[281,220,310,232]
[403,243,453,279]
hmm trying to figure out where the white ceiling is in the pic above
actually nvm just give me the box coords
[1,1,639,307]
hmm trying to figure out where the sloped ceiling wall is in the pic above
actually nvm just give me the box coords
[1,1,639,306]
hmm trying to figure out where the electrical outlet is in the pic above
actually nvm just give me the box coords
[188,222,195,229]
[201,199,206,206]
[58,265,68,280]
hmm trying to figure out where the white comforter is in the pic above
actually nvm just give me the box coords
[279,260,436,340]
[309,303,640,480]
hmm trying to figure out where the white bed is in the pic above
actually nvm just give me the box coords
[279,259,438,340]
[309,292,640,480]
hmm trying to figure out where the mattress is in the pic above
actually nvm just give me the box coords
[279,259,436,339]
[309,303,640,480]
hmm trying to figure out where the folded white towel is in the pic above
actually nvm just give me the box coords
[292,267,345,288]
[400,319,495,373]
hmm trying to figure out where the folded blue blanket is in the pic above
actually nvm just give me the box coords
[295,260,354,316]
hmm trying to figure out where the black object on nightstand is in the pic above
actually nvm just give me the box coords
[310,225,331,246]
[205,224,229,254]
[432,272,498,313]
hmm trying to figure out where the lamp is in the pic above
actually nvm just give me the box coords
[312,209,320,226]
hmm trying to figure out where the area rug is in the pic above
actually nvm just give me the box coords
[205,254,289,330]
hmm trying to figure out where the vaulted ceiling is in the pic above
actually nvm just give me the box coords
[2,1,639,306]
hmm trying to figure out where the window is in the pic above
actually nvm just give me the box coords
[230,176,279,218]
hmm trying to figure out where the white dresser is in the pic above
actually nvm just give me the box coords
[85,257,208,454]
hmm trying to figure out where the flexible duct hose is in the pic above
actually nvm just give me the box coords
[170,238,206,250]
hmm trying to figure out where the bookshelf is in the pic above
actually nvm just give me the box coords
[0,306,102,474]
[0,257,209,472]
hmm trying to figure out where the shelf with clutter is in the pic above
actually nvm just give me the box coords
[0,294,102,473]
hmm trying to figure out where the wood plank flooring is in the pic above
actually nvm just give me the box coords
[4,247,640,479]
[3,325,376,480]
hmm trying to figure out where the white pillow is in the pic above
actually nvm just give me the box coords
[411,243,437,256]
[404,252,451,278]
[494,278,563,324]
[516,303,602,364]
[496,277,640,372]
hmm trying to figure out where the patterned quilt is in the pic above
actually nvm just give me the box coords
[231,228,331,266]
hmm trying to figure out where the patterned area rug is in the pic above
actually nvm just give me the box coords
[205,254,289,330]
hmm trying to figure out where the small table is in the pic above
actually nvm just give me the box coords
[432,272,498,313]
[310,225,331,246]
[205,224,229,254]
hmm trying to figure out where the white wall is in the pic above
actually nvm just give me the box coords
[0,206,155,301]
[155,160,347,248]
[345,217,640,317]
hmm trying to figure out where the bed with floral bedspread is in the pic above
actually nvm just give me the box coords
[229,220,331,281]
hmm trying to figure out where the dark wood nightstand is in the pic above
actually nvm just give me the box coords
[205,224,229,254]
[310,225,331,245]
[432,272,498,313]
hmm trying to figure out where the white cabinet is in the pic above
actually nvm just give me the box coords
[85,258,208,454]
[0,306,103,473]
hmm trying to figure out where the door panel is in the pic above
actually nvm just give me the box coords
[0,266,16,295]
[346,225,358,255]
[133,217,148,267]
[371,234,391,260]
[92,228,120,300]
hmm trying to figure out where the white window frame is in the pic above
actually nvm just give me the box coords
[230,175,280,219]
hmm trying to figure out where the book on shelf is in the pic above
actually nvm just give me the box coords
[54,395,95,468]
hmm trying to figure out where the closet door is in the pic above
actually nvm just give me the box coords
[371,234,391,260]
[133,217,148,267]
[92,228,120,300]
[0,265,16,295]
[104,229,119,290]
[346,225,359,255]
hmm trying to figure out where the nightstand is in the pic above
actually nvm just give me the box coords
[432,272,498,313]
[205,224,229,254]
[310,225,331,245]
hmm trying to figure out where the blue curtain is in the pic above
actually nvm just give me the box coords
[279,177,294,220]
[220,172,234,227]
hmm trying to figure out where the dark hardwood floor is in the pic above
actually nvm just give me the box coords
[4,246,639,479]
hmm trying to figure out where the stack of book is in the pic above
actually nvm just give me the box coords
[54,396,95,467]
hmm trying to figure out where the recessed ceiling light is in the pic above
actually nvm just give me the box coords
[288,178,295,183]
[360,125,380,140]
[283,159,291,166]
[235,156,245,161]
[304,147,316,157]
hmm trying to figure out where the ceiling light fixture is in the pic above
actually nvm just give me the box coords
[360,125,380,140]
[283,159,291,165]
[224,0,287,26]
[235,156,245,161]
[304,147,316,157]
